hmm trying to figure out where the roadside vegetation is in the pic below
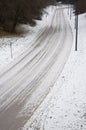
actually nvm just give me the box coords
[57,0,86,14]
[0,0,86,34]
[0,0,55,33]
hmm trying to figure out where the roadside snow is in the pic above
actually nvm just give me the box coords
[22,8,86,130]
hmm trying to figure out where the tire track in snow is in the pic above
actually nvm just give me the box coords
[0,9,57,106]
[0,8,73,130]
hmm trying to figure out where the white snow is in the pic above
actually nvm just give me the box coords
[22,7,86,130]
[0,4,86,130]
[0,5,73,130]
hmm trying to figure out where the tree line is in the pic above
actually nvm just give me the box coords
[0,0,85,33]
[0,0,55,32]
[74,0,86,14]
[56,0,86,14]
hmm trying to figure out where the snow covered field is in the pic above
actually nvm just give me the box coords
[0,5,86,130]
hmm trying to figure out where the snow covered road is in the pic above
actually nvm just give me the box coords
[0,7,73,130]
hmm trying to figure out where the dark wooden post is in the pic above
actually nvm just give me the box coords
[75,13,78,51]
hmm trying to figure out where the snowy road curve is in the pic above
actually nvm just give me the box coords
[0,8,73,130]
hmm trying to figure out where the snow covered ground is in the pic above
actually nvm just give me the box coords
[22,7,86,130]
[0,5,86,130]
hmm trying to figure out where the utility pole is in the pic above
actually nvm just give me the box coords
[75,13,78,51]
